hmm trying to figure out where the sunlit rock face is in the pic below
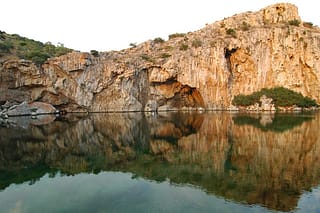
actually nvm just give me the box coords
[1,3,320,111]
[1,112,320,211]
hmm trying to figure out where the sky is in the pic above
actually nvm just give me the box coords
[1,0,319,52]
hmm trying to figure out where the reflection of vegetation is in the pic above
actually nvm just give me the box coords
[0,31,72,65]
[0,151,304,212]
[233,113,313,132]
[1,112,320,212]
[232,87,318,107]
[0,164,57,190]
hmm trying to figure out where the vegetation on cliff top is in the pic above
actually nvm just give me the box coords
[0,31,72,65]
[232,87,318,108]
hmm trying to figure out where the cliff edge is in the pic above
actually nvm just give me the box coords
[1,3,320,112]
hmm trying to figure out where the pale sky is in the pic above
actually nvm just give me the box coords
[1,0,319,52]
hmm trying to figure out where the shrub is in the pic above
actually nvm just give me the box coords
[160,53,171,58]
[179,44,189,51]
[288,19,301,26]
[26,50,50,65]
[19,42,27,46]
[129,43,137,48]
[168,33,186,40]
[0,31,73,64]
[165,45,173,51]
[241,21,250,31]
[303,22,313,28]
[0,41,13,53]
[192,39,202,48]
[153,37,165,43]
[0,31,5,40]
[141,54,153,62]
[232,87,318,108]
[90,50,99,57]
[226,28,237,37]
[54,45,72,57]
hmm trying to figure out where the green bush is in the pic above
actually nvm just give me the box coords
[168,33,186,40]
[288,19,301,26]
[26,50,50,65]
[226,28,237,37]
[0,31,5,40]
[303,22,313,28]
[232,87,318,108]
[0,32,73,65]
[179,44,189,51]
[241,21,250,31]
[0,41,13,53]
[192,39,202,48]
[153,37,165,43]
[141,54,154,62]
[160,53,171,58]
[90,50,99,57]
[129,43,137,48]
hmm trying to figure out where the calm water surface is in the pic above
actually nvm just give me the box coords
[0,112,320,213]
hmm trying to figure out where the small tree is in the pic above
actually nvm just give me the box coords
[153,37,165,43]
[179,44,189,51]
[129,43,137,48]
[0,41,13,53]
[303,22,313,28]
[288,19,300,26]
[90,50,99,57]
[226,28,237,37]
[192,39,202,48]
[160,53,171,58]
[168,33,186,40]
[241,21,250,31]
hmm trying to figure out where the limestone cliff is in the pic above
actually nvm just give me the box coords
[1,3,320,112]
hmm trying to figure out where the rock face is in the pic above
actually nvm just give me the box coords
[1,3,320,112]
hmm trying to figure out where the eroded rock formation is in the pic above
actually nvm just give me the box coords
[1,3,320,112]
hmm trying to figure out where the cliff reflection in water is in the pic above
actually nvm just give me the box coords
[0,112,319,211]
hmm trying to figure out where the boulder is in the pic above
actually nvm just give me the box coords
[6,101,57,116]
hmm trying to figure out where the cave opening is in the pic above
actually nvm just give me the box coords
[169,85,205,109]
[224,47,238,96]
[151,80,205,110]
[224,47,238,76]
[225,47,238,59]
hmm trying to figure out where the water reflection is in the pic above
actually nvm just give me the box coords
[0,112,320,212]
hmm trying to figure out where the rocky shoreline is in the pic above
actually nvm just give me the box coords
[1,98,318,128]
[0,101,59,126]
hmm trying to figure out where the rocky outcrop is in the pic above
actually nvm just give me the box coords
[4,101,57,116]
[1,3,320,112]
[0,101,58,126]
[241,95,276,111]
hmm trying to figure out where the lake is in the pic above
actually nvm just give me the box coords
[0,112,320,213]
